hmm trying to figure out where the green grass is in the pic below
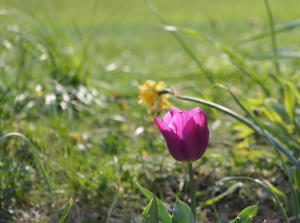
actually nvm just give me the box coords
[0,0,300,222]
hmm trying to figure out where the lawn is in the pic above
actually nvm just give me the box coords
[0,0,300,222]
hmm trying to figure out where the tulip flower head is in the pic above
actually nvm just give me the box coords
[155,108,209,162]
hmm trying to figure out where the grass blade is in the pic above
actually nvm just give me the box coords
[0,132,53,193]
[284,81,296,122]
[264,0,281,76]
[249,53,300,60]
[243,19,300,42]
[59,199,73,223]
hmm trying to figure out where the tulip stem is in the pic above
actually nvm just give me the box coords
[188,162,196,221]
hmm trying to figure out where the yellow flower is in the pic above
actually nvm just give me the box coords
[69,133,80,141]
[138,80,171,111]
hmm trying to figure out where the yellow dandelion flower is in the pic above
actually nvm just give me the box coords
[138,80,171,111]
[69,133,80,141]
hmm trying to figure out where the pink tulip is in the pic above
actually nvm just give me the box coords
[155,108,209,162]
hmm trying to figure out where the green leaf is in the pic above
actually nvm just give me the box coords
[284,81,296,122]
[231,203,258,223]
[142,196,159,223]
[232,123,255,139]
[171,199,194,223]
[137,183,172,223]
[296,88,300,106]
[262,107,283,124]
[59,199,73,223]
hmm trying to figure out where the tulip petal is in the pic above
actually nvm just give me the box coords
[182,111,209,161]
[192,108,208,128]
[162,108,181,125]
[154,117,169,131]
[191,107,202,115]
[164,131,187,162]
[168,111,193,138]
[155,118,187,161]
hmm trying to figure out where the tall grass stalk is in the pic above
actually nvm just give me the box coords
[58,199,73,223]
[264,0,281,76]
[242,19,300,42]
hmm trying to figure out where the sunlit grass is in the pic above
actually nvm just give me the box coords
[0,0,299,222]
